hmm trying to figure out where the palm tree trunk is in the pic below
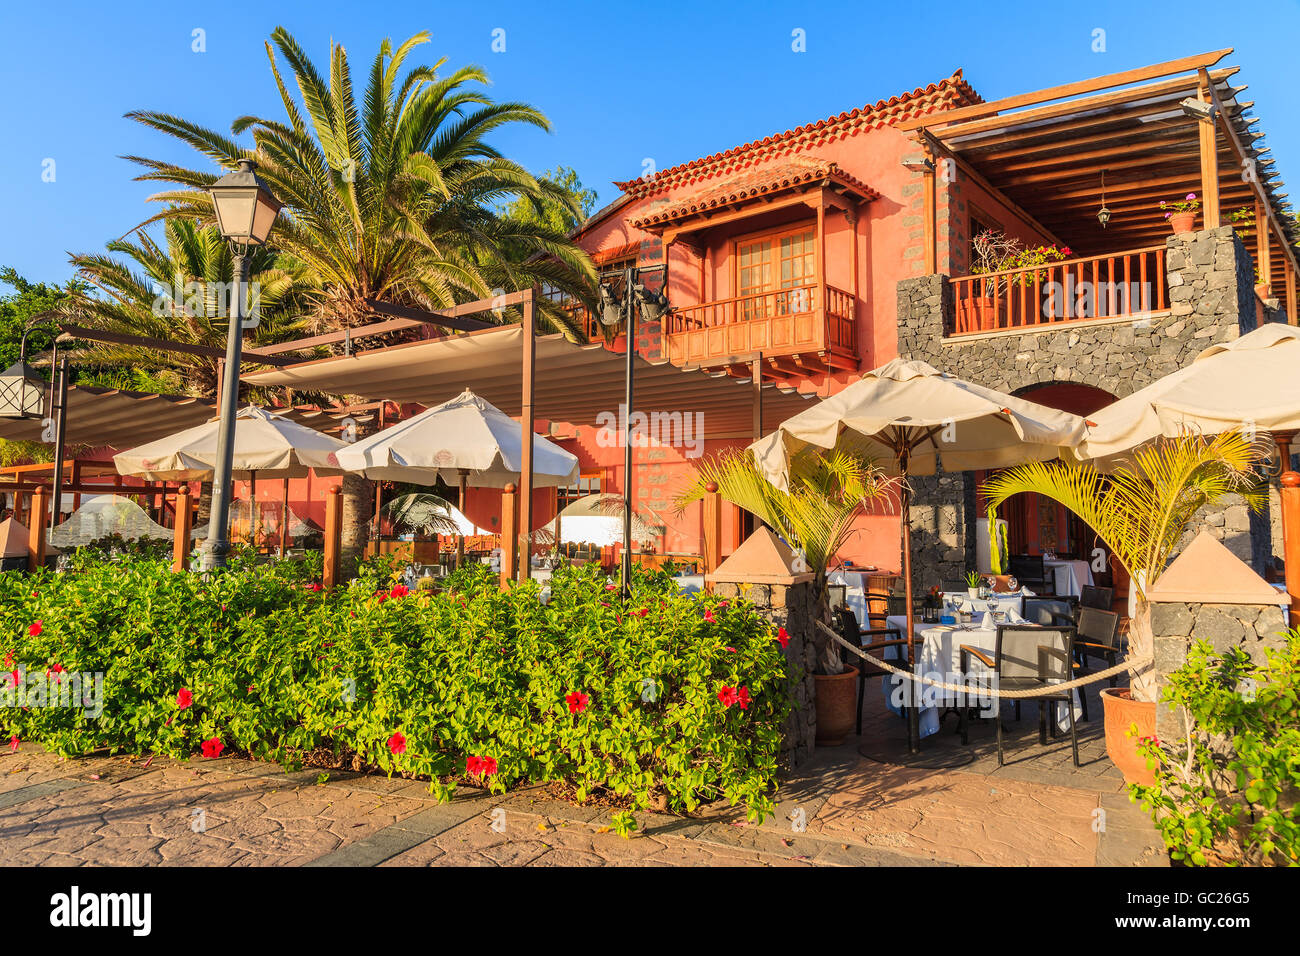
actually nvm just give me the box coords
[195,480,214,533]
[1128,597,1158,703]
[340,473,374,581]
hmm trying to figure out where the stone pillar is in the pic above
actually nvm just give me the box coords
[1146,531,1287,741]
[707,527,818,769]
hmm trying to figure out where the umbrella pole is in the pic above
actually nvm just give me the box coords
[250,472,257,550]
[899,445,920,755]
[280,477,289,559]
[457,469,468,570]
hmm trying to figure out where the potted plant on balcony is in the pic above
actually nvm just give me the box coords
[676,448,897,746]
[982,431,1265,785]
[1160,193,1200,235]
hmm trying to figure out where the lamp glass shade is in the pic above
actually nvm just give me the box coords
[209,159,282,245]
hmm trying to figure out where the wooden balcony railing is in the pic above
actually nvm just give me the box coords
[948,245,1168,336]
[664,282,856,368]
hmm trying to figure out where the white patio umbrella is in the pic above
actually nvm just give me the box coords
[1075,323,1300,464]
[331,388,578,488]
[334,389,578,567]
[748,358,1088,751]
[114,405,347,553]
[541,494,663,548]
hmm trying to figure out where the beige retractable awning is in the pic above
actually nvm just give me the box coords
[245,326,816,437]
[0,385,375,450]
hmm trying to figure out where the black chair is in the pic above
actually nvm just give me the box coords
[941,579,970,595]
[833,606,914,736]
[1072,607,1121,722]
[1077,584,1114,614]
[1024,598,1074,627]
[957,624,1079,767]
[1009,554,1056,597]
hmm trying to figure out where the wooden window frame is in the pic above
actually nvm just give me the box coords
[731,220,819,297]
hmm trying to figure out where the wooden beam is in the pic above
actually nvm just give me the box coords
[499,483,518,590]
[27,485,47,572]
[1197,72,1221,228]
[933,70,1237,142]
[922,163,937,273]
[172,485,192,572]
[701,482,722,591]
[323,485,343,589]
[896,49,1232,131]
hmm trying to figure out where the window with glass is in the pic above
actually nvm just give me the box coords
[735,225,816,320]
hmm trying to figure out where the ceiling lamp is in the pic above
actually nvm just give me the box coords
[1097,169,1112,229]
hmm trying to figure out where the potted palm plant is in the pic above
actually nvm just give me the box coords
[677,449,895,745]
[982,432,1264,784]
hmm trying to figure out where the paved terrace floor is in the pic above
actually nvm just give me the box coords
[0,680,1166,867]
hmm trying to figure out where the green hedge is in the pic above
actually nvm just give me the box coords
[0,552,792,820]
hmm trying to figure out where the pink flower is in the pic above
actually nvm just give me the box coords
[387,731,407,755]
[776,626,790,648]
[8,735,17,753]
[176,688,192,710]
[703,610,716,624]
[717,601,729,610]
[28,621,41,637]
[566,691,589,714]
[1061,246,1072,257]
[717,686,738,707]
[200,737,224,759]
[1186,193,1197,201]
[736,686,751,710]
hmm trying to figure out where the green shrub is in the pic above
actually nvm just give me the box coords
[1131,632,1300,866]
[0,556,791,820]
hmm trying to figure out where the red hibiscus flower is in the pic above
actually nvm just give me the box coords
[8,735,17,753]
[176,688,193,710]
[636,608,649,618]
[480,756,499,777]
[776,626,790,649]
[387,731,407,755]
[605,583,618,591]
[718,601,729,610]
[47,664,65,682]
[466,755,489,776]
[736,686,750,710]
[200,737,224,759]
[28,621,41,637]
[717,686,738,707]
[703,610,716,624]
[389,584,410,599]
[566,691,589,714]
[1,651,11,669]
[725,647,737,653]
[306,582,323,593]
[7,670,18,689]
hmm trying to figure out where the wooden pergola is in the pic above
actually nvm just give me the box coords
[898,48,1299,320]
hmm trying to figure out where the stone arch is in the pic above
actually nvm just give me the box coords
[1012,380,1118,416]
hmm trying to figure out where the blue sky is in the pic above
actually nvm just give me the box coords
[1,0,1294,286]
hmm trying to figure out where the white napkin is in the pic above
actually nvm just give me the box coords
[981,611,995,630]
[1005,607,1025,624]
[1021,587,1036,596]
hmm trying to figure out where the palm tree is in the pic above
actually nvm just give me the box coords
[123,27,598,570]
[982,431,1265,702]
[677,449,896,674]
[66,219,309,398]
[65,218,311,529]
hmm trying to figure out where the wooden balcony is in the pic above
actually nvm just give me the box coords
[949,246,1168,336]
[664,283,858,379]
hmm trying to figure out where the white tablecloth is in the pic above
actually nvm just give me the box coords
[1044,558,1094,598]
[882,615,1081,738]
[829,569,872,624]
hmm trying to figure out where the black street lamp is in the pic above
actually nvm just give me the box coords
[202,158,282,570]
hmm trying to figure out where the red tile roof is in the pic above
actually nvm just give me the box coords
[613,70,981,200]
[630,157,879,230]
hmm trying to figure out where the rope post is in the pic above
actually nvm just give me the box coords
[27,486,48,572]
[1281,471,1300,628]
[323,485,343,590]
[702,481,722,592]
[172,485,193,573]
[500,483,517,591]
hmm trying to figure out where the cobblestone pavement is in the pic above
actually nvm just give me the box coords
[0,685,1166,867]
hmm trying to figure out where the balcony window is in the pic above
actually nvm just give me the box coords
[736,225,816,319]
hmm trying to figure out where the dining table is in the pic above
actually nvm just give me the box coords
[1043,558,1094,599]
[882,613,1082,739]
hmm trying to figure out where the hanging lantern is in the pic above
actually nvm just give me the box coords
[0,361,45,419]
[1097,169,1112,228]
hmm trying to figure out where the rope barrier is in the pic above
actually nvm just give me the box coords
[816,621,1152,699]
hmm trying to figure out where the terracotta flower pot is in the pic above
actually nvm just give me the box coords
[813,665,859,746]
[989,574,1015,593]
[1101,687,1157,785]
[1169,211,1197,235]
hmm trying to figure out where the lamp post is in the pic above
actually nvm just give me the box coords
[201,158,282,570]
